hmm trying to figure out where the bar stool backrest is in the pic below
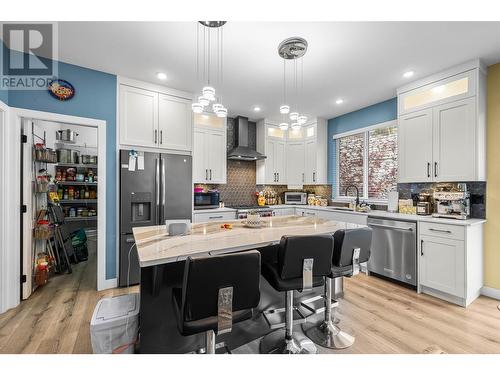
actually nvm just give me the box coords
[332,228,372,267]
[277,235,334,280]
[181,250,261,322]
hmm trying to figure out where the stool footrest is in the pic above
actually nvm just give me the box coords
[300,295,339,315]
[262,305,308,330]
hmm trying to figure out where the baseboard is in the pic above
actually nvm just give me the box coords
[98,277,118,291]
[481,286,500,300]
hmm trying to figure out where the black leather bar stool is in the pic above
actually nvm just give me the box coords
[172,250,261,354]
[302,227,372,349]
[260,234,334,354]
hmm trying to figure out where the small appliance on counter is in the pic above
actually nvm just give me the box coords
[416,192,432,216]
[194,191,220,210]
[284,191,307,205]
[432,184,470,220]
[387,191,399,213]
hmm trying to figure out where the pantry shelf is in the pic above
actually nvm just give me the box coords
[56,181,98,186]
[59,199,98,204]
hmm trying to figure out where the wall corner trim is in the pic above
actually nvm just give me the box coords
[480,286,500,301]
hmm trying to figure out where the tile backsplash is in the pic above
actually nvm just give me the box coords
[195,160,258,206]
[397,181,486,219]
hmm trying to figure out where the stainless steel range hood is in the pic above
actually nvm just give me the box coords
[227,116,266,161]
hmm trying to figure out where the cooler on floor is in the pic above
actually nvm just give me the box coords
[90,293,140,354]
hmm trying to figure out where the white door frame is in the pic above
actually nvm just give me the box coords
[0,99,13,314]
[1,106,114,313]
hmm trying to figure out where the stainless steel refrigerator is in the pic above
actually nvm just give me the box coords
[119,150,192,286]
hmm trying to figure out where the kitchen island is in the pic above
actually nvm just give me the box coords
[132,215,362,353]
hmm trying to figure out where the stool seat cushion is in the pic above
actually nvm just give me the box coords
[262,261,325,292]
[329,265,353,278]
[172,288,253,336]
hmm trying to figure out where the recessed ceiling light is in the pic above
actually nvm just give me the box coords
[253,106,261,112]
[156,72,167,80]
[335,99,344,105]
[403,71,414,78]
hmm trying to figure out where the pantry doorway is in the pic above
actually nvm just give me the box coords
[1,108,109,313]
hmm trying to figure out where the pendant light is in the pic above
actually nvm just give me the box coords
[277,37,308,131]
[192,21,227,117]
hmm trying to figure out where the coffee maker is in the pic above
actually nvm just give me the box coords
[432,184,470,220]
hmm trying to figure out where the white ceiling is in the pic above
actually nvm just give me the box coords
[55,22,500,121]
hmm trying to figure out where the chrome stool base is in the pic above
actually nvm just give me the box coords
[260,329,317,354]
[302,320,354,349]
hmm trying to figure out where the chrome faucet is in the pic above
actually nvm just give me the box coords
[345,185,360,207]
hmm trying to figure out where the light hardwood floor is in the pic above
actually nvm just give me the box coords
[1,243,499,353]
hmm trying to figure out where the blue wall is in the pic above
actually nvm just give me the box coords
[327,98,397,195]
[7,50,118,279]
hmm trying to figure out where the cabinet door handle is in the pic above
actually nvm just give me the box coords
[205,169,208,180]
[273,173,276,182]
[429,228,452,234]
[302,173,305,183]
[313,172,316,182]
[209,169,212,181]
[209,215,223,220]
[421,239,424,256]
[154,129,158,144]
[277,172,279,182]
[434,162,438,178]
[427,162,430,178]
[160,130,163,144]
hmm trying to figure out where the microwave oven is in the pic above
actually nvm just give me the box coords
[284,192,307,205]
[194,191,220,210]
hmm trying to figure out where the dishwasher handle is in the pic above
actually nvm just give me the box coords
[368,223,414,231]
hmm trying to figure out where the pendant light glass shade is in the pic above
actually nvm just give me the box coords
[280,105,290,114]
[289,112,299,121]
[191,103,204,113]
[215,107,227,118]
[198,96,209,107]
[279,122,289,130]
[202,86,216,101]
[212,103,224,112]
[297,115,307,125]
[291,122,301,131]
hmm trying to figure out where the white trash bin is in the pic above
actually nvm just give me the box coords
[90,293,140,354]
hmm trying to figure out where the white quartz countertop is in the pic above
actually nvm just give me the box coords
[193,207,237,214]
[133,215,363,267]
[270,204,486,226]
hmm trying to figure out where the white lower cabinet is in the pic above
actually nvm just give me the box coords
[272,208,295,216]
[418,221,483,307]
[193,211,236,223]
[420,234,465,298]
[295,208,317,217]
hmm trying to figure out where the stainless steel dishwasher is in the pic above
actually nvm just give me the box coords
[367,217,417,287]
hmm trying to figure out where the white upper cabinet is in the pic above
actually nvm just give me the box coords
[192,113,227,184]
[119,80,193,153]
[158,93,192,152]
[120,85,158,148]
[256,118,327,186]
[432,97,476,181]
[398,109,433,182]
[286,141,306,185]
[397,61,486,182]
